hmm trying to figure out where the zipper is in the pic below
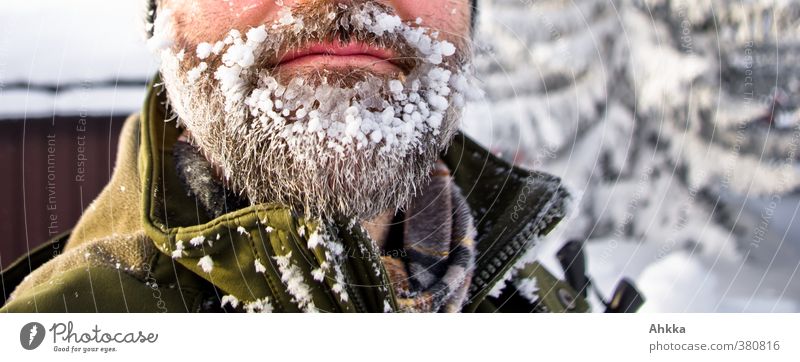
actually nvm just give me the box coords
[468,182,568,300]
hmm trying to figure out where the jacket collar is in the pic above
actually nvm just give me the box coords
[139,81,570,311]
[441,134,570,311]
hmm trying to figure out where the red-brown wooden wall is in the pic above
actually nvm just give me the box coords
[0,116,126,269]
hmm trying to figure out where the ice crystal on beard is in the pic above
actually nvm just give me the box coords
[245,25,268,45]
[187,62,208,84]
[237,226,250,236]
[273,252,317,312]
[278,8,296,26]
[212,41,225,55]
[197,255,214,273]
[196,42,213,59]
[147,8,175,53]
[388,80,404,94]
[220,295,240,309]
[223,43,255,68]
[371,13,403,34]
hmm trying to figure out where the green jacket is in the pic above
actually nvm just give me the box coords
[1,82,587,313]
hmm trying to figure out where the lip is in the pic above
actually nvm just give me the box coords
[275,41,402,73]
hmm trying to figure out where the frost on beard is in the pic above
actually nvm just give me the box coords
[156,3,483,220]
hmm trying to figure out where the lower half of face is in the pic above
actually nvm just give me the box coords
[156,0,477,219]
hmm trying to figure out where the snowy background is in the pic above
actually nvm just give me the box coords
[2,0,799,312]
[0,0,155,118]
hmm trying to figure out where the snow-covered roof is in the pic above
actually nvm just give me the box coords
[0,0,156,119]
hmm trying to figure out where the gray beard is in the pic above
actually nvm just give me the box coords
[173,89,458,220]
[156,2,474,220]
[161,74,460,220]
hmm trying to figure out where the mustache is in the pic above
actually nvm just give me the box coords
[178,0,470,76]
[268,0,421,72]
[263,32,419,75]
[182,0,445,75]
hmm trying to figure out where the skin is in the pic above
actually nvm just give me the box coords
[163,0,471,74]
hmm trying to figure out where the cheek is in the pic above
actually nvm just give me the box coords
[169,0,471,46]
[172,0,281,44]
[393,0,471,40]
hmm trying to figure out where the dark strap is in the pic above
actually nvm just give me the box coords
[556,240,590,298]
[556,240,645,313]
[1,231,70,307]
[605,278,645,313]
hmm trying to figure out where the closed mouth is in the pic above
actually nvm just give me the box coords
[274,40,405,73]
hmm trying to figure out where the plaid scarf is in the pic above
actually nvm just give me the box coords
[364,161,477,312]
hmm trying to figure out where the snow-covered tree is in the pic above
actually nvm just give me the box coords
[466,0,800,312]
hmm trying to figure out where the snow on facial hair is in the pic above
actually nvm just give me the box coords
[157,1,481,220]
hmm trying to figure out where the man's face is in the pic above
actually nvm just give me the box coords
[154,0,478,219]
